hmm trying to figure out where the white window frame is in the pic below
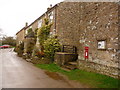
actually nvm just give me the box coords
[48,11,53,23]
[38,19,42,28]
[30,26,32,28]
[97,40,106,50]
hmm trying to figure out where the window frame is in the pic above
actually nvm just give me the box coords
[97,40,107,50]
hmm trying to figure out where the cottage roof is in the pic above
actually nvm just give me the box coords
[16,27,26,35]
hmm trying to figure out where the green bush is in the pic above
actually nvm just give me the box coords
[36,18,52,56]
[16,42,24,57]
[35,28,38,35]
[34,28,38,43]
[43,36,61,61]
[32,46,44,58]
[14,47,17,52]
[37,18,52,45]
[37,24,52,45]
[26,39,35,58]
[2,36,16,47]
[44,18,49,25]
[27,28,32,34]
[36,18,61,61]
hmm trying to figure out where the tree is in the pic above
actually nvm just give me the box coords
[2,36,16,46]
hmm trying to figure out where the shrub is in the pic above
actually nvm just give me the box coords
[37,18,52,56]
[14,47,17,52]
[16,42,24,57]
[26,39,35,58]
[43,36,61,61]
[35,28,38,35]
[37,24,52,45]
[37,18,52,45]
[32,46,44,58]
[44,18,49,25]
[34,28,38,43]
[2,36,16,47]
[27,28,32,34]
[35,18,61,62]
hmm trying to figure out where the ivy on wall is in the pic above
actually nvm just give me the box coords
[26,28,35,38]
[34,28,38,43]
[37,18,52,45]
[36,18,61,61]
[27,28,32,34]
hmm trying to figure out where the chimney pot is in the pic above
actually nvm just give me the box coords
[50,4,52,8]
[25,22,28,27]
[47,4,52,11]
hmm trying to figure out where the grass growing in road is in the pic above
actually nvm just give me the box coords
[35,64,120,88]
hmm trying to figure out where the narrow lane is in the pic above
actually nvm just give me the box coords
[1,48,75,88]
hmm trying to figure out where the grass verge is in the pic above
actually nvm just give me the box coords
[35,64,120,88]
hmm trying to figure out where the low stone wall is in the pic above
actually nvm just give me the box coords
[54,52,78,66]
[31,60,50,64]
[30,57,51,64]
[77,60,120,79]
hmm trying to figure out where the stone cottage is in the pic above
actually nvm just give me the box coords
[16,4,57,51]
[16,1,120,78]
[16,23,28,46]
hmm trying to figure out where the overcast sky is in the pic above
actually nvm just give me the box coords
[0,0,63,37]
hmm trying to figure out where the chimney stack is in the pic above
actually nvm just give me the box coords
[47,4,52,11]
[25,22,28,27]
[50,4,52,8]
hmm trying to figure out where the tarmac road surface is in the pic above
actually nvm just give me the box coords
[0,48,85,88]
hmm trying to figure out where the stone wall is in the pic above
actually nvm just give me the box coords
[54,52,78,66]
[46,6,57,35]
[77,60,119,78]
[16,29,25,46]
[56,2,119,78]
[56,2,80,46]
[32,21,38,31]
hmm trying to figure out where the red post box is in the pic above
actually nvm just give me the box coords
[85,47,89,59]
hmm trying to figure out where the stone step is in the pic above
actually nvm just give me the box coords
[61,67,71,71]
[68,61,77,65]
[26,59,31,62]
[62,64,77,70]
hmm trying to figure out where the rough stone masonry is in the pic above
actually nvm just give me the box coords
[56,2,120,78]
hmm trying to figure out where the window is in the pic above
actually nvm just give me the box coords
[36,37,39,44]
[48,11,53,22]
[25,30,28,34]
[26,27,32,35]
[53,29,56,35]
[19,41,21,44]
[97,40,106,50]
[50,32,53,35]
[38,19,42,28]
[30,26,32,28]
[19,41,22,44]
